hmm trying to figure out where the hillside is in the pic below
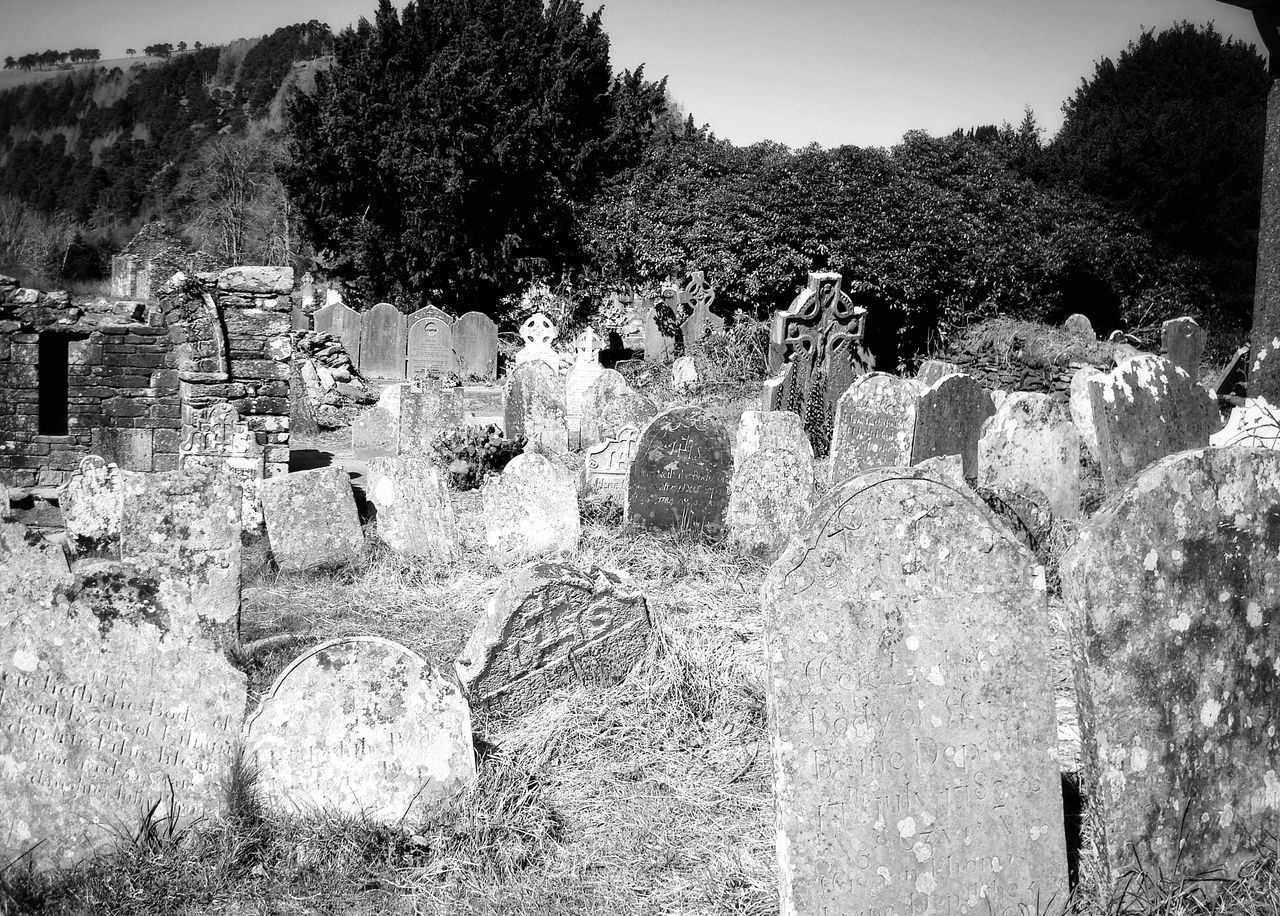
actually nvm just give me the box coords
[0,56,167,93]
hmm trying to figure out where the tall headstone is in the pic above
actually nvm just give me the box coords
[911,373,996,481]
[763,467,1068,916]
[407,314,456,379]
[1062,448,1280,895]
[579,369,657,448]
[727,421,815,556]
[481,452,580,563]
[978,392,1081,519]
[456,560,651,719]
[397,383,465,457]
[514,312,560,371]
[59,455,123,560]
[246,637,476,820]
[828,373,925,486]
[366,457,458,560]
[625,407,732,536]
[179,402,265,527]
[453,311,499,381]
[358,302,408,379]
[678,270,723,350]
[504,361,568,455]
[564,328,605,449]
[1161,316,1206,381]
[351,406,398,460]
[326,301,362,365]
[260,468,363,571]
[581,424,640,505]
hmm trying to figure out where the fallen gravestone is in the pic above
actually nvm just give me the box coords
[978,392,1081,518]
[482,452,580,562]
[456,560,650,719]
[1161,316,1206,382]
[1062,448,1280,896]
[581,425,641,506]
[579,369,657,448]
[246,636,476,820]
[453,311,499,380]
[828,373,925,486]
[260,468,362,571]
[504,361,567,455]
[351,406,398,460]
[358,302,407,379]
[910,372,995,481]
[763,467,1068,916]
[625,406,733,536]
[58,455,122,560]
[366,457,458,560]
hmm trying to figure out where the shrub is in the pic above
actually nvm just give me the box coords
[430,424,525,491]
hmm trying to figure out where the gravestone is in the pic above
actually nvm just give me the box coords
[677,269,723,350]
[1161,316,1206,382]
[915,358,960,387]
[1062,448,1280,895]
[90,427,153,472]
[642,289,679,364]
[454,311,499,380]
[351,406,398,460]
[260,468,362,571]
[581,425,641,505]
[1211,397,1280,448]
[358,302,407,379]
[481,452,580,563]
[625,407,732,536]
[1063,313,1096,340]
[0,533,247,869]
[911,373,995,481]
[671,355,698,392]
[978,392,1081,518]
[579,369,657,447]
[734,410,810,472]
[456,560,650,719]
[504,361,568,454]
[59,455,122,559]
[407,315,455,378]
[514,312,561,371]
[317,301,362,364]
[763,467,1068,916]
[727,443,814,556]
[397,383,465,457]
[828,373,925,486]
[179,403,265,527]
[1086,354,1218,491]
[366,457,458,559]
[246,637,476,820]
[564,328,605,449]
[1069,366,1103,461]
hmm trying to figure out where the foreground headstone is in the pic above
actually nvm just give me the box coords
[1161,316,1206,382]
[581,425,641,505]
[366,457,458,559]
[456,560,650,719]
[1,529,246,869]
[910,372,995,481]
[58,456,122,559]
[246,637,476,820]
[260,468,362,571]
[482,452,580,562]
[351,406,397,460]
[1062,448,1280,895]
[828,373,924,485]
[625,407,732,536]
[978,392,1081,518]
[763,468,1068,916]
[504,361,568,454]
[579,369,657,447]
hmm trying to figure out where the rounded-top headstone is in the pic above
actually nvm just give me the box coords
[481,452,580,562]
[978,391,1081,519]
[1160,316,1206,382]
[246,636,476,820]
[625,406,732,536]
[580,369,657,448]
[828,373,925,486]
[1063,313,1096,340]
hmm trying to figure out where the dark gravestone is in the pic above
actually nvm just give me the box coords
[407,316,456,378]
[1160,316,1206,382]
[828,373,924,486]
[322,302,362,365]
[1062,448,1280,897]
[912,373,996,481]
[358,302,407,379]
[453,311,498,381]
[764,467,1068,916]
[625,406,732,536]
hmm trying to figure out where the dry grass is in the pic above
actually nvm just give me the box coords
[957,317,1120,368]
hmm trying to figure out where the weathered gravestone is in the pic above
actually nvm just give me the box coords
[1063,313,1096,340]
[581,425,640,505]
[978,392,1081,519]
[366,457,458,560]
[734,409,810,471]
[1161,316,1206,382]
[455,560,650,719]
[641,288,679,364]
[397,383,465,457]
[351,406,398,460]
[482,452,580,563]
[625,407,733,536]
[1086,354,1218,491]
[1069,366,1103,461]
[727,442,814,556]
[260,468,362,571]
[358,302,407,379]
[514,312,561,371]
[671,355,698,392]
[179,402,265,527]
[504,361,568,455]
[1210,397,1280,448]
[564,328,605,449]
[407,311,455,378]
[677,269,723,350]
[0,527,246,869]
[828,373,925,486]
[312,301,361,364]
[453,310,498,381]
[911,373,996,481]
[245,636,476,819]
[915,358,961,387]
[579,369,657,448]
[763,467,1068,916]
[1062,448,1280,895]
[58,455,122,560]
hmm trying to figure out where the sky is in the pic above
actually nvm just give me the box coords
[0,0,1265,148]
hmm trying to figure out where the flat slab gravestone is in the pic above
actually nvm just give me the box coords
[1,530,246,869]
[828,373,925,486]
[504,361,568,454]
[407,314,455,378]
[358,302,407,379]
[453,311,498,380]
[581,425,641,505]
[260,468,362,571]
[58,455,122,560]
[456,560,651,719]
[763,468,1068,916]
[366,457,458,559]
[351,406,398,460]
[625,406,732,536]
[911,372,995,481]
[978,392,1081,518]
[1161,316,1206,382]
[1062,448,1280,896]
[246,637,476,820]
[579,369,657,448]
[482,452,580,563]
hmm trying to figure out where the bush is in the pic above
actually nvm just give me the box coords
[430,424,525,491]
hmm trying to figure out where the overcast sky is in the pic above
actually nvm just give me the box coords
[0,0,1264,148]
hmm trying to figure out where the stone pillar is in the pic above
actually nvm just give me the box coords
[1252,79,1280,400]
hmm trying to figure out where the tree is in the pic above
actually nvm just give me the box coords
[177,41,187,52]
[286,0,666,313]
[194,42,203,51]
[3,57,14,70]
[126,48,136,57]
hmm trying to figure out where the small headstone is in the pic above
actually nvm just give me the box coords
[1161,316,1206,382]
[671,355,698,392]
[366,457,458,559]
[407,314,456,378]
[915,358,960,386]
[58,456,122,560]
[481,452,580,563]
[504,361,567,455]
[260,468,363,572]
[579,369,657,448]
[358,302,407,379]
[727,445,814,556]
[323,301,362,365]
[351,406,398,461]
[456,560,650,719]
[978,392,1081,518]
[625,406,732,536]
[397,383,465,457]
[1062,448,1280,894]
[764,467,1068,916]
[1064,313,1096,340]
[514,312,560,371]
[734,410,809,472]
[453,311,499,380]
[1210,397,1280,448]
[1069,366,1103,461]
[246,637,476,820]
[828,373,925,486]
[761,375,784,411]
[678,270,722,349]
[910,372,995,481]
[581,425,640,505]
[564,328,605,448]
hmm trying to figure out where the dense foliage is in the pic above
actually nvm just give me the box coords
[4,49,101,70]
[430,424,525,490]
[237,21,332,115]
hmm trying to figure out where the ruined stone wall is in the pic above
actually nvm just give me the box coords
[941,352,1088,398]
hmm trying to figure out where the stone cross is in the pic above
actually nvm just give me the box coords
[678,270,723,349]
[515,312,560,370]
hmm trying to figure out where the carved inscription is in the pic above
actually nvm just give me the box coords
[583,425,640,501]
[625,407,732,535]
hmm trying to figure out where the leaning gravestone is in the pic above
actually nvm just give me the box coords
[397,383,464,457]
[911,373,995,481]
[246,637,476,820]
[581,425,641,506]
[763,467,1068,916]
[456,560,651,719]
[260,468,362,571]
[351,406,398,460]
[828,373,925,486]
[481,452,580,563]
[358,302,407,379]
[1161,316,1206,382]
[504,361,568,455]
[564,328,605,449]
[0,527,246,869]
[59,455,122,560]
[625,407,733,536]
[978,392,1081,519]
[366,457,458,560]
[579,369,657,448]
[407,314,455,378]
[1086,354,1218,491]
[453,310,498,380]
[1062,448,1280,896]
